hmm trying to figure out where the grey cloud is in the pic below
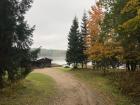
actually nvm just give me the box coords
[26,0,95,50]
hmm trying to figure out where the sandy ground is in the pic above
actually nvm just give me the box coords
[34,68,114,105]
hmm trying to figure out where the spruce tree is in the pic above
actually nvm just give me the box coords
[66,17,81,68]
[79,12,88,68]
[0,0,36,86]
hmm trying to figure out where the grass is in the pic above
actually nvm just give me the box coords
[0,73,57,105]
[60,67,135,105]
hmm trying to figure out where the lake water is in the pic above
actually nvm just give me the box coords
[52,60,66,65]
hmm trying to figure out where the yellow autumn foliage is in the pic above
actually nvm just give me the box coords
[121,0,140,31]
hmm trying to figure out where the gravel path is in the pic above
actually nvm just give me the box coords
[34,68,114,105]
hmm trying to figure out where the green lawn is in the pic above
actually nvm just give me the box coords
[60,68,134,105]
[0,73,57,105]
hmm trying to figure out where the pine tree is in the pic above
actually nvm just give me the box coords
[80,12,88,68]
[66,17,81,68]
[0,0,36,86]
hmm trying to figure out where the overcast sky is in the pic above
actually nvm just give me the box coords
[26,0,95,50]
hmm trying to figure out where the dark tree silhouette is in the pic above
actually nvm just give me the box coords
[66,17,81,68]
[79,12,88,68]
[0,0,38,87]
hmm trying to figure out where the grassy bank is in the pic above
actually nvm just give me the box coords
[60,68,136,105]
[0,73,57,105]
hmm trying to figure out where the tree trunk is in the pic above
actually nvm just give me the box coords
[76,63,78,69]
[81,62,84,69]
[92,61,94,70]
[126,61,131,71]
[131,61,137,72]
[0,68,4,89]
[126,61,137,72]
[73,63,78,69]
[7,68,15,83]
[85,61,87,69]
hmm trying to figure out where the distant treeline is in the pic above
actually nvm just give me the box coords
[33,49,66,60]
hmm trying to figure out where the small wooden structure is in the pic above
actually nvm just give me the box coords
[32,57,52,68]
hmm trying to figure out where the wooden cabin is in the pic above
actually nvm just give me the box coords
[32,57,52,68]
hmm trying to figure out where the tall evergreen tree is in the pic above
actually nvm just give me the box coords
[79,12,88,68]
[66,17,81,68]
[0,0,36,87]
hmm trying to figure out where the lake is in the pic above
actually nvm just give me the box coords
[52,60,66,65]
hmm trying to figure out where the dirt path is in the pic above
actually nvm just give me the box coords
[34,68,114,105]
